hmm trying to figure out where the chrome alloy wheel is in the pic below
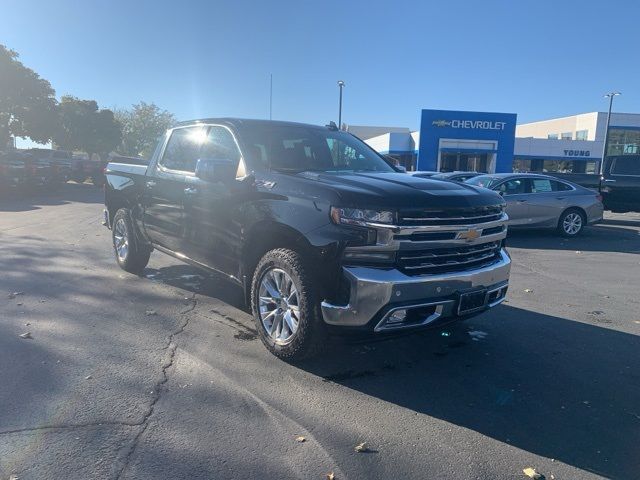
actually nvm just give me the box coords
[563,212,583,235]
[113,218,129,261]
[258,268,300,345]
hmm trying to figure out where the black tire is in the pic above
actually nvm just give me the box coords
[112,208,151,274]
[250,248,327,361]
[557,208,586,237]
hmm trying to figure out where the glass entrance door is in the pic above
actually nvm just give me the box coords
[439,152,489,172]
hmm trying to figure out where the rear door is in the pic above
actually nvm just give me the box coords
[604,156,640,211]
[524,177,569,227]
[493,177,530,226]
[142,126,205,252]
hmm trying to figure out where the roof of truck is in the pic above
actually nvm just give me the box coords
[175,118,332,130]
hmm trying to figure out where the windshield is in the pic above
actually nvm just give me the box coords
[239,125,395,173]
[465,175,501,188]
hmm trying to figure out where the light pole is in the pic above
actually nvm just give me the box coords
[337,80,345,130]
[600,91,621,176]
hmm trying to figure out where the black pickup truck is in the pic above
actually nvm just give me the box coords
[104,119,511,360]
[548,155,640,212]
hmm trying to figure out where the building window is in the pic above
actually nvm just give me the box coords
[576,130,588,140]
[561,132,572,140]
[512,159,532,172]
[547,133,559,140]
[607,128,640,156]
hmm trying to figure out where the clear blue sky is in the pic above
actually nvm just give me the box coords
[2,0,639,135]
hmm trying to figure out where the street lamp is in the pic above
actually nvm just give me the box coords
[337,80,345,130]
[600,91,621,176]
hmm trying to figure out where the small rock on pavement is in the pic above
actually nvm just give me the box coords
[145,310,157,316]
[295,436,306,443]
[85,375,93,380]
[19,332,33,340]
[355,442,369,453]
[523,467,545,479]
[326,472,336,480]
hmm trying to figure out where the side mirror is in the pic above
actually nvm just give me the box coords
[195,158,236,183]
[497,190,505,196]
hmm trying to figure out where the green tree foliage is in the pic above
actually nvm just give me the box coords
[0,44,58,147]
[115,102,175,158]
[55,96,122,158]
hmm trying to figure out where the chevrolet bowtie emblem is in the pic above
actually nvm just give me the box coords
[456,228,482,241]
[432,120,452,127]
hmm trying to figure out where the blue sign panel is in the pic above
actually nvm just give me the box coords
[417,109,517,173]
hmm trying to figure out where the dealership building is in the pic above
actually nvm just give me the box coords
[349,109,640,174]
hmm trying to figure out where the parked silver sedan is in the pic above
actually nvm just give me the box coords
[466,173,604,236]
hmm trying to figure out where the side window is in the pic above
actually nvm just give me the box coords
[611,157,640,176]
[530,178,553,193]
[551,181,573,191]
[496,178,526,195]
[160,127,206,173]
[201,126,245,177]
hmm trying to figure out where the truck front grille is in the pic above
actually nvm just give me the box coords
[398,241,502,275]
[399,205,504,226]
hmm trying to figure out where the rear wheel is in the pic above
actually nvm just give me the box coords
[558,208,585,237]
[251,248,326,361]
[112,208,151,274]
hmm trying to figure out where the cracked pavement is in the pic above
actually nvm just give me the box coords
[1,183,639,479]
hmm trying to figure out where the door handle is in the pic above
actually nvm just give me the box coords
[145,180,156,188]
[184,186,198,195]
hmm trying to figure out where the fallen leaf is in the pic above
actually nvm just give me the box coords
[145,310,157,316]
[295,436,306,443]
[524,289,533,293]
[523,467,544,479]
[9,475,19,480]
[355,442,368,453]
[19,332,32,340]
[326,473,335,480]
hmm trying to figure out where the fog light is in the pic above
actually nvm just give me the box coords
[387,309,407,324]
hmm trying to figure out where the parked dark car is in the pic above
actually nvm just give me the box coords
[466,173,603,236]
[26,148,76,186]
[546,155,640,212]
[0,151,28,192]
[407,170,439,178]
[104,119,511,360]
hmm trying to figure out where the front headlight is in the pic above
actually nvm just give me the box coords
[330,207,395,227]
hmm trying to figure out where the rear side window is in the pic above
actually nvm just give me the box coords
[611,157,640,176]
[552,181,573,191]
[160,127,206,173]
[530,178,553,193]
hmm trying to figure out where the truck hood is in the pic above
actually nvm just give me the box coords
[295,171,504,209]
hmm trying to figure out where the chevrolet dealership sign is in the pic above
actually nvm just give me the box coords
[432,119,507,130]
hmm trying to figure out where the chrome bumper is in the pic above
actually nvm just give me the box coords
[321,249,511,330]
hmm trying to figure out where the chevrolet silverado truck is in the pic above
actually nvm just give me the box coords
[104,119,511,360]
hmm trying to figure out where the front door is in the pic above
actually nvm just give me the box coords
[494,177,531,226]
[181,125,247,278]
[142,126,204,253]
[440,152,488,173]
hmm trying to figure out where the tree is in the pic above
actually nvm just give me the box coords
[55,96,122,159]
[0,44,58,148]
[115,102,175,158]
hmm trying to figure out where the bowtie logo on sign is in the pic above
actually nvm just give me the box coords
[432,119,506,130]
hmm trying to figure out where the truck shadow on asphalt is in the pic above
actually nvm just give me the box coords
[0,182,102,212]
[506,221,640,254]
[296,306,640,480]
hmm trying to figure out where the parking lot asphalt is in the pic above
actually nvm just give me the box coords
[1,183,639,480]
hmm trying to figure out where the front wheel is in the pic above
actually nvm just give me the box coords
[112,209,151,274]
[558,208,585,237]
[250,248,327,361]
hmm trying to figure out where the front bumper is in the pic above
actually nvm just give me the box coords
[321,249,511,332]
